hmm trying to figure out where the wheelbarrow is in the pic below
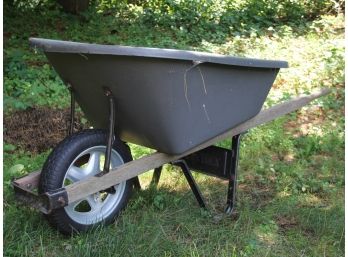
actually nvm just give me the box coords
[12,38,330,235]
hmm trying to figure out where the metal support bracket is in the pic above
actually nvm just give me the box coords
[225,134,242,215]
[67,84,76,136]
[99,87,142,192]
[173,160,207,209]
[103,87,116,174]
[44,188,69,212]
[150,166,163,186]
[12,171,68,214]
[176,134,243,214]
[13,180,48,214]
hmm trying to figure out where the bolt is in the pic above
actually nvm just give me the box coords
[103,87,112,96]
[57,196,66,206]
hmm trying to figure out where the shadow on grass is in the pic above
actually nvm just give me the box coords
[4,167,344,257]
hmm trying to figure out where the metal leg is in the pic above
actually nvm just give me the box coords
[68,85,75,136]
[133,177,141,190]
[225,134,242,215]
[174,160,206,209]
[103,87,116,174]
[150,166,163,186]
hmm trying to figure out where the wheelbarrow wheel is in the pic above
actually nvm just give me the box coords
[39,129,134,235]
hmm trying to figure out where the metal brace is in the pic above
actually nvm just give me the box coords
[150,134,243,215]
[44,188,69,213]
[103,87,116,174]
[67,83,75,136]
[225,134,242,215]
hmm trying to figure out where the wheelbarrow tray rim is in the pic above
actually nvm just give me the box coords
[29,37,288,69]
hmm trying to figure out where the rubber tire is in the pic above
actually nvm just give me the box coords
[39,129,134,235]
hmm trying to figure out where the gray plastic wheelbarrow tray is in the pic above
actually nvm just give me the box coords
[30,38,288,155]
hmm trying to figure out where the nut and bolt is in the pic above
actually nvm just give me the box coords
[57,196,66,206]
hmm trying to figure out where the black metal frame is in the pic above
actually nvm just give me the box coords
[67,84,75,135]
[225,134,241,214]
[150,167,163,186]
[102,87,116,174]
[12,177,68,214]
[151,134,242,214]
[13,180,49,214]
[173,160,206,208]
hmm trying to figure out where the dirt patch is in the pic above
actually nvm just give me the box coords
[4,107,88,153]
[284,106,326,137]
[276,215,298,232]
[239,174,277,209]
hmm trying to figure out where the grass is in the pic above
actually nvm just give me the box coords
[3,2,344,257]
[4,118,344,256]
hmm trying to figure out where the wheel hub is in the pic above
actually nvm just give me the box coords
[63,146,126,225]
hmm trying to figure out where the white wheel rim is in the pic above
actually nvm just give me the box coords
[63,146,126,225]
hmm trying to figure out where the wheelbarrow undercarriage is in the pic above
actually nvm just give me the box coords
[12,88,329,217]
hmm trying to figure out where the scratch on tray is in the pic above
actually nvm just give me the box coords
[202,104,211,123]
[79,53,89,60]
[197,66,207,95]
[183,61,205,108]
